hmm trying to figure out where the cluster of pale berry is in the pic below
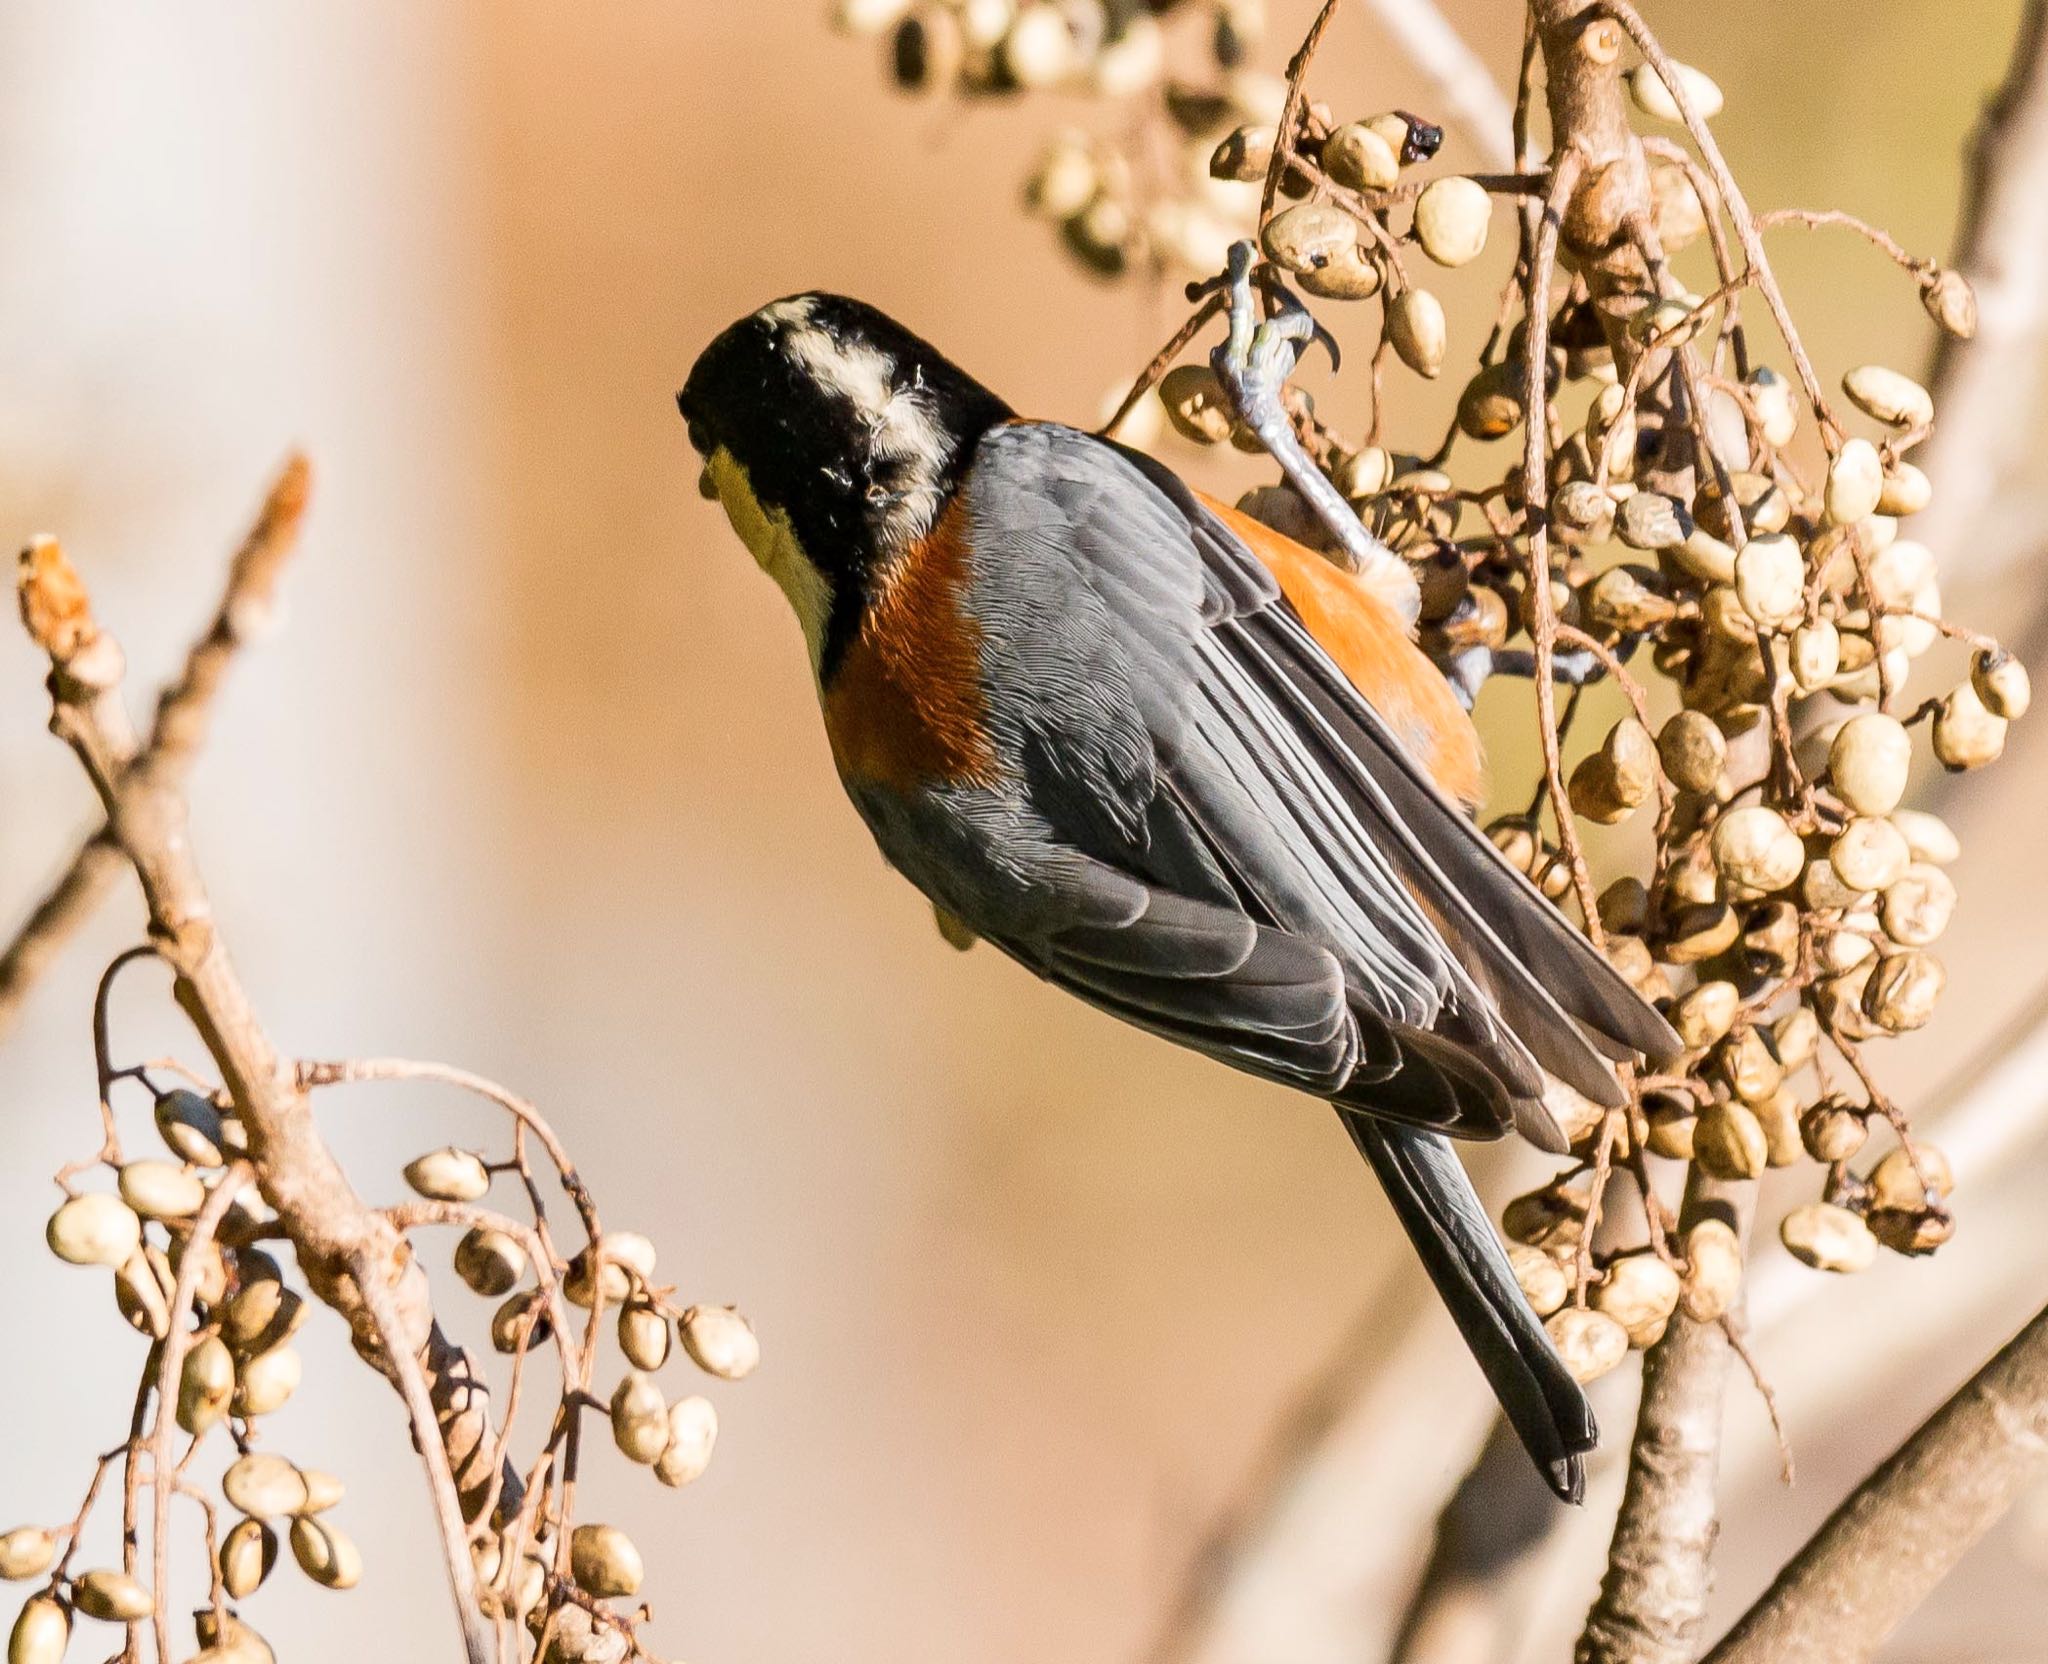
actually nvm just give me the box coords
[833,0,1282,281]
[7,1018,754,1662]
[1157,49,2018,1384]
[826,0,2026,1392]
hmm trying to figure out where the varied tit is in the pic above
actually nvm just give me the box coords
[678,292,1680,1502]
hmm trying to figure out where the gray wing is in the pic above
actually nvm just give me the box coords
[892,422,1673,1139]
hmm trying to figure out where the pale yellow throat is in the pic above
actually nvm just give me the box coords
[705,447,834,676]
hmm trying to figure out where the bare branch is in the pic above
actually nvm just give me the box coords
[0,454,308,1042]
[1575,1177,1750,1664]
[15,528,504,1654]
[1702,1292,2048,1664]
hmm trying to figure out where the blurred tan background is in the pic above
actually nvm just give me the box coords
[3,2,2046,1661]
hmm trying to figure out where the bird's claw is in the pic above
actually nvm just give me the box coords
[1202,241,1411,618]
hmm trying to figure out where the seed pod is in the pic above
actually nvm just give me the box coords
[1507,1245,1569,1318]
[1734,533,1804,631]
[1209,123,1273,183]
[1628,60,1723,121]
[1864,950,1945,1034]
[298,1469,344,1515]
[1545,1307,1629,1384]
[1296,241,1383,300]
[1933,681,2007,770]
[1774,1006,1821,1070]
[169,1236,228,1309]
[1878,461,1932,517]
[1680,1219,1743,1322]
[0,1532,54,1584]
[220,1519,278,1600]
[1412,176,1489,267]
[1781,1202,1877,1273]
[1882,864,1957,948]
[1717,1027,1783,1106]
[1261,202,1359,275]
[1843,365,1934,429]
[1594,1253,1681,1347]
[1802,854,1869,914]
[175,1335,235,1437]
[73,1569,152,1623]
[114,1249,172,1338]
[221,1279,306,1356]
[1972,648,2031,720]
[1618,490,1689,551]
[8,1595,68,1664]
[1711,806,1802,897]
[1645,1095,1697,1159]
[233,1345,301,1419]
[1801,1098,1868,1164]
[1869,1205,1954,1256]
[569,1524,643,1599]
[1827,713,1911,818]
[1872,1143,1955,1211]
[192,1610,274,1664]
[1888,810,1958,869]
[1322,122,1399,191]
[566,1231,659,1310]
[1749,367,1797,449]
[1503,1183,1587,1248]
[1825,439,1884,526]
[679,1304,760,1380]
[610,1371,672,1465]
[1670,981,1739,1051]
[1673,525,1738,585]
[834,0,912,36]
[1694,1102,1768,1180]
[1663,902,1739,967]
[1157,364,1234,446]
[117,1160,205,1222]
[155,1089,228,1167]
[1756,1087,1804,1167]
[1454,362,1524,440]
[1651,712,1722,797]
[1093,18,1164,96]
[1742,900,1800,976]
[1062,194,1132,276]
[1023,132,1098,223]
[1648,156,1707,251]
[1831,818,1910,894]
[453,1227,526,1299]
[45,1193,141,1269]
[618,1300,671,1372]
[655,1396,720,1488]
[1920,268,1978,338]
[403,1148,490,1204]
[222,1454,308,1519]
[1598,879,1650,938]
[490,1290,551,1355]
[1332,445,1393,500]
[288,1517,361,1591]
[1385,288,1446,378]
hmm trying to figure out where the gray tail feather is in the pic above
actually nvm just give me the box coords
[1341,1112,1595,1503]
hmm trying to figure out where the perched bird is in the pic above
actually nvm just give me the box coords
[678,291,1681,1501]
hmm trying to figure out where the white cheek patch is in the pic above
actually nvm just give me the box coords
[706,448,835,678]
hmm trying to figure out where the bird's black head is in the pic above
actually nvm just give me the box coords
[678,293,1013,677]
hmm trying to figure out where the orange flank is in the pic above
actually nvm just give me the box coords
[822,496,1000,793]
[1199,493,1485,809]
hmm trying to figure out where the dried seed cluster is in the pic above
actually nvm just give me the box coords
[855,0,2018,1392]
[9,968,754,1662]
[838,0,1287,287]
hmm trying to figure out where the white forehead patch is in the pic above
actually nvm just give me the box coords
[755,296,948,547]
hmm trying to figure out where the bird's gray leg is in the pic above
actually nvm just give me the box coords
[1203,242,1419,625]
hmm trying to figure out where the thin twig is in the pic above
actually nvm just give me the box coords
[0,454,309,1044]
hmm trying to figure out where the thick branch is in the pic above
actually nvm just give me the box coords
[16,529,502,1652]
[1577,1176,1750,1664]
[0,455,308,1042]
[1703,1294,2048,1664]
